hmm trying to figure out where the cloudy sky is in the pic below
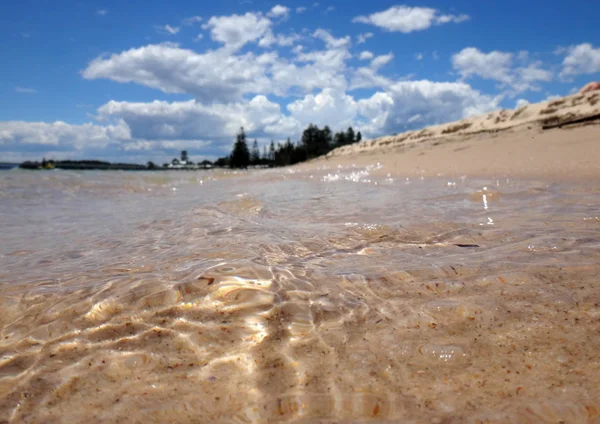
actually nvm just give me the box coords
[2,0,600,163]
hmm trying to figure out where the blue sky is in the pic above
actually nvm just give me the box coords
[1,0,599,163]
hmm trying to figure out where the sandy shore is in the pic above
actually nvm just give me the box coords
[307,91,600,181]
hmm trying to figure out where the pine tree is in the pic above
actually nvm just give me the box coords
[356,131,362,143]
[269,141,275,162]
[334,131,346,147]
[346,127,355,145]
[230,127,250,168]
[251,139,260,165]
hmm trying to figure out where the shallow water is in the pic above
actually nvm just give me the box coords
[1,166,599,423]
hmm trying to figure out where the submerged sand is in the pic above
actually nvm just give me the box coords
[1,92,600,423]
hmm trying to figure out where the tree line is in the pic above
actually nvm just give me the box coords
[215,124,362,168]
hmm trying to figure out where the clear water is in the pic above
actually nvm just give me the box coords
[1,166,599,423]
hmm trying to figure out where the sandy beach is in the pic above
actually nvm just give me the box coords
[305,90,600,181]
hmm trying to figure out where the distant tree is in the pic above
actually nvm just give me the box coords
[200,160,213,168]
[181,150,188,162]
[214,156,230,167]
[301,124,319,158]
[163,163,169,168]
[230,127,250,168]
[269,141,275,162]
[147,161,156,169]
[334,131,346,147]
[346,127,355,144]
[322,126,333,149]
[356,131,362,143]
[262,145,268,161]
[251,139,260,165]
[172,158,180,165]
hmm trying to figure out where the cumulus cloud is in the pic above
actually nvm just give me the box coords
[364,80,499,133]
[267,5,290,19]
[452,47,513,82]
[359,51,374,60]
[287,88,358,130]
[82,41,354,102]
[97,97,288,141]
[560,43,600,77]
[82,44,274,102]
[312,28,350,49]
[0,120,130,150]
[202,12,272,50]
[258,31,301,47]
[353,6,469,33]
[370,53,394,69]
[296,7,307,13]
[356,32,373,44]
[452,47,553,93]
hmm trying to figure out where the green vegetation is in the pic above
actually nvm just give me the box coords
[219,124,362,169]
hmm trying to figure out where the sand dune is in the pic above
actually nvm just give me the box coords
[317,90,600,181]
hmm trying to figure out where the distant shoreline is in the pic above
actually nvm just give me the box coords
[16,160,218,171]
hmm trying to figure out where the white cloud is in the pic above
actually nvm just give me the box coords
[258,31,301,47]
[15,86,37,94]
[359,51,374,60]
[356,32,373,44]
[371,53,394,69]
[516,63,553,87]
[287,88,357,130]
[83,41,353,102]
[0,120,130,149]
[203,12,272,50]
[182,16,202,26]
[296,7,307,13]
[82,44,275,102]
[452,47,552,93]
[267,5,290,19]
[193,34,204,42]
[515,99,529,109]
[97,97,289,141]
[325,6,335,13]
[452,47,513,82]
[155,24,180,35]
[353,6,469,33]
[349,66,392,90]
[96,9,108,16]
[436,14,469,24]
[363,80,499,134]
[415,53,423,61]
[312,28,350,49]
[560,43,600,77]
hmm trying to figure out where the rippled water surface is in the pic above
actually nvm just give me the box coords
[1,166,599,423]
